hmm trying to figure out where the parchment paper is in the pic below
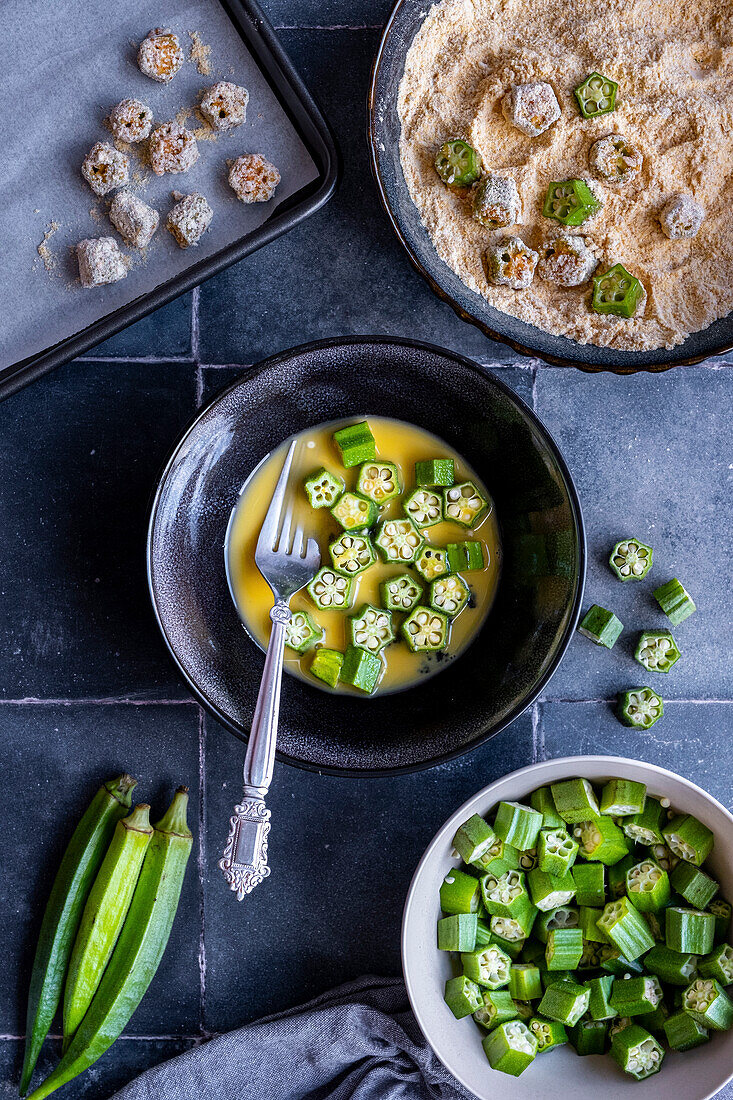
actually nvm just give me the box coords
[0,0,319,370]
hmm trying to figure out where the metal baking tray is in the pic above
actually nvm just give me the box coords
[0,0,337,400]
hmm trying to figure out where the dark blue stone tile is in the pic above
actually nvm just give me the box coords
[0,1039,195,1100]
[540,700,733,809]
[3,703,201,1039]
[197,30,519,367]
[264,0,393,25]
[535,366,733,701]
[202,710,535,1031]
[0,359,196,699]
[91,295,193,360]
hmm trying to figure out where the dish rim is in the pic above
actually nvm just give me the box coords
[402,753,733,1098]
[146,334,586,777]
[367,0,733,375]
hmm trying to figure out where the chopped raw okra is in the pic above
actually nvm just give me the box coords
[491,909,536,942]
[415,458,455,487]
[635,630,681,673]
[495,802,543,851]
[527,868,576,911]
[472,174,521,230]
[710,899,732,943]
[414,545,449,582]
[404,488,443,528]
[480,869,533,920]
[663,1010,710,1051]
[446,541,485,572]
[698,944,733,986]
[589,133,642,183]
[308,568,352,611]
[578,604,623,648]
[530,787,563,829]
[610,975,663,1016]
[600,778,646,817]
[537,828,578,877]
[576,817,629,865]
[375,518,424,564]
[309,647,343,688]
[682,978,733,1030]
[609,536,653,580]
[452,814,496,864]
[617,687,664,729]
[546,928,583,970]
[508,964,542,1000]
[502,81,560,137]
[401,606,449,652]
[434,139,482,188]
[476,990,519,1030]
[588,974,617,1020]
[660,194,705,240]
[284,611,323,654]
[484,236,539,289]
[644,944,698,986]
[304,467,344,508]
[670,860,718,909]
[610,1023,664,1080]
[437,913,478,952]
[537,234,598,287]
[462,943,512,988]
[537,978,590,1025]
[441,868,482,914]
[528,1016,567,1051]
[574,72,619,118]
[598,897,655,960]
[356,461,401,503]
[348,604,395,653]
[592,264,644,318]
[444,975,482,1018]
[430,575,470,617]
[665,907,715,955]
[380,574,423,613]
[622,798,666,846]
[663,814,714,866]
[551,778,600,824]
[482,1020,537,1076]
[329,533,376,576]
[333,421,376,467]
[339,645,382,693]
[331,491,377,531]
[542,180,601,227]
[579,905,609,942]
[568,1017,607,1055]
[572,863,605,907]
[653,578,696,624]
[626,859,671,912]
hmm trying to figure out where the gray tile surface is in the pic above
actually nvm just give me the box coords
[2,3,732,1099]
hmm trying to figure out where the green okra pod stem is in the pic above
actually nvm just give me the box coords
[26,788,193,1100]
[62,804,153,1046]
[20,775,136,1096]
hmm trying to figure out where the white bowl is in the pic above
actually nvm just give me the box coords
[402,756,733,1100]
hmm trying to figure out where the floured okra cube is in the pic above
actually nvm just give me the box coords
[434,139,482,187]
[574,72,618,118]
[414,544,449,582]
[404,488,443,528]
[348,603,395,653]
[543,180,601,227]
[617,687,664,729]
[609,537,653,580]
[304,467,344,508]
[483,236,538,289]
[660,193,704,239]
[537,235,597,287]
[106,98,153,143]
[228,154,281,203]
[592,264,645,318]
[443,481,488,527]
[81,142,129,196]
[76,237,128,288]
[200,82,249,131]
[109,190,159,249]
[284,610,323,653]
[635,630,681,673]
[307,568,352,611]
[375,518,423,563]
[167,193,213,248]
[380,573,423,613]
[430,575,469,617]
[501,82,560,137]
[357,461,401,503]
[472,174,521,230]
[137,28,184,82]
[149,124,199,176]
[589,134,642,183]
[402,606,449,652]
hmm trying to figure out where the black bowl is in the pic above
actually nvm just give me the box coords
[368,0,733,374]
[147,337,585,774]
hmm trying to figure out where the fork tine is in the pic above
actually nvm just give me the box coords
[292,525,305,559]
[277,501,294,554]
[257,440,297,554]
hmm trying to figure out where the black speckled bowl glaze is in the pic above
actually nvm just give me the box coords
[147,337,585,775]
[368,0,733,373]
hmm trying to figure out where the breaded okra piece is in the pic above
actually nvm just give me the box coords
[502,82,560,137]
[137,28,184,82]
[76,238,128,288]
[109,190,159,248]
[200,82,249,131]
[589,134,642,184]
[472,174,521,229]
[537,235,597,286]
[81,142,129,196]
[228,154,281,203]
[166,192,213,248]
[483,236,538,289]
[660,194,705,239]
[149,124,199,176]
[106,98,153,143]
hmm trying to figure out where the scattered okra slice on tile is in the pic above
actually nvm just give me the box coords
[578,604,623,648]
[608,536,653,580]
[617,687,664,729]
[653,577,696,624]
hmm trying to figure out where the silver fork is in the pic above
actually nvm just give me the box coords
[219,440,320,900]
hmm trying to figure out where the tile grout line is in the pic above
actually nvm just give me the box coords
[197,706,207,1036]
[192,287,204,408]
[540,697,733,704]
[530,701,540,762]
[531,364,538,412]
[76,355,194,364]
[0,697,197,706]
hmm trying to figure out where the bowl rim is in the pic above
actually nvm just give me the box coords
[146,334,586,777]
[401,754,733,1098]
[367,0,733,376]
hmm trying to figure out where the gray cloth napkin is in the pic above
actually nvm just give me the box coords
[111,975,473,1100]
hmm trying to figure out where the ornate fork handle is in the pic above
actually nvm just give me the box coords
[219,601,291,899]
